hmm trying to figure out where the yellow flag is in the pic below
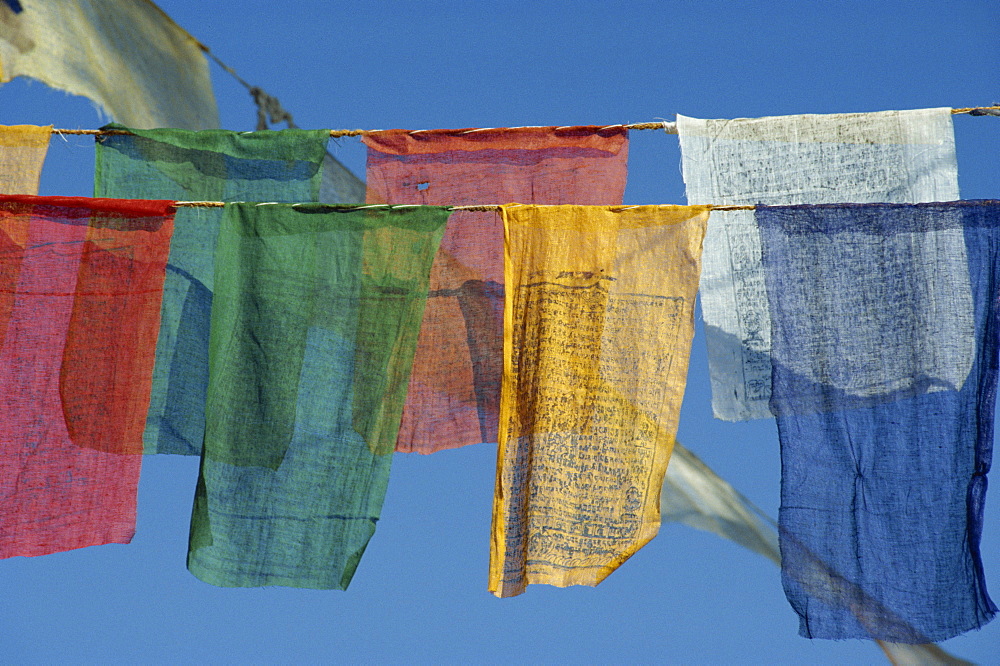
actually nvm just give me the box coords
[0,1,217,129]
[0,124,50,194]
[490,204,708,597]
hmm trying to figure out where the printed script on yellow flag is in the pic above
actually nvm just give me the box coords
[490,204,709,597]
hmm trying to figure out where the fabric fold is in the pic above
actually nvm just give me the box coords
[0,124,51,194]
[187,203,447,589]
[0,194,174,558]
[757,201,997,642]
[490,204,708,597]
[676,108,960,421]
[95,125,330,455]
[0,0,217,129]
[363,126,628,453]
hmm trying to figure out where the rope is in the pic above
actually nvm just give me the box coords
[48,106,1000,138]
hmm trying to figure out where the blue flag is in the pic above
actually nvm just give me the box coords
[757,201,998,642]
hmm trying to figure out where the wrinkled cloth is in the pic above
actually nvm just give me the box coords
[0,124,51,194]
[364,126,628,453]
[0,195,174,558]
[758,201,997,642]
[188,203,447,589]
[677,108,960,421]
[0,0,217,129]
[95,125,330,455]
[490,204,708,597]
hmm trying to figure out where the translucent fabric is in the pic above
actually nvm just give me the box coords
[0,195,174,558]
[187,203,447,589]
[490,204,708,597]
[95,126,330,455]
[0,0,217,129]
[676,109,960,421]
[363,126,628,453]
[661,443,969,665]
[662,441,780,564]
[757,202,998,641]
[320,152,366,204]
[0,124,51,194]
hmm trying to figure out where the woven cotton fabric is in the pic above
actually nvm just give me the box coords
[0,0,368,208]
[364,126,628,453]
[187,203,447,589]
[0,124,51,194]
[0,195,174,558]
[0,0,217,129]
[757,201,998,642]
[489,204,708,597]
[95,126,330,455]
[677,109,960,421]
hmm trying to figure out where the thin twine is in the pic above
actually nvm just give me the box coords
[48,106,1000,137]
[172,202,998,212]
[171,201,757,211]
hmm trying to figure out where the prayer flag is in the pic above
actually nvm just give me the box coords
[0,195,174,558]
[757,201,997,641]
[0,0,217,129]
[364,126,628,453]
[676,108,959,421]
[95,126,330,455]
[187,203,447,589]
[663,443,972,663]
[662,441,779,564]
[490,204,708,597]
[0,124,51,194]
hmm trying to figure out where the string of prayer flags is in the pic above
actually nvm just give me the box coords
[0,195,174,558]
[676,108,960,421]
[363,126,628,454]
[0,124,51,194]
[490,204,708,597]
[757,201,998,641]
[95,125,330,455]
[0,0,218,130]
[187,202,447,589]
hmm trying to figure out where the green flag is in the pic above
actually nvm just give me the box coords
[188,203,448,589]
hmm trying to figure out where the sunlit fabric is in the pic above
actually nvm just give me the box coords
[0,1,217,129]
[95,126,330,455]
[661,441,779,564]
[757,201,998,641]
[0,195,174,558]
[676,108,960,421]
[662,443,969,665]
[0,124,50,194]
[363,126,628,454]
[187,203,447,589]
[490,204,708,597]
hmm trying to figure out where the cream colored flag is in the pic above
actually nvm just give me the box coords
[0,124,50,193]
[0,0,218,129]
[490,204,708,597]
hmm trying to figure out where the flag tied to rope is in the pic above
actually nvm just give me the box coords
[0,195,174,558]
[0,124,51,194]
[363,126,628,454]
[677,108,960,421]
[187,202,447,589]
[757,201,998,642]
[490,204,708,597]
[95,126,330,455]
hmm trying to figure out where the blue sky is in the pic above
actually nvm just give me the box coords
[1,0,998,662]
